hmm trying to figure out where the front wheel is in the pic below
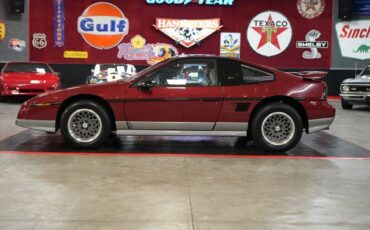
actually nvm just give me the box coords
[341,98,353,110]
[60,100,111,148]
[251,102,303,152]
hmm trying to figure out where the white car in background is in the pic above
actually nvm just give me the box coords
[86,63,137,84]
[340,65,370,109]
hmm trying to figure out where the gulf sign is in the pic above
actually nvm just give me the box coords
[78,2,129,49]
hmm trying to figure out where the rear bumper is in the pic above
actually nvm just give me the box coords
[15,119,56,132]
[308,117,335,133]
[300,100,335,133]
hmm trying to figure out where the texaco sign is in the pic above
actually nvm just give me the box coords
[247,11,292,57]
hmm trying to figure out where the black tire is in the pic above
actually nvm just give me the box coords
[341,98,353,110]
[0,92,5,102]
[60,100,111,148]
[251,102,303,152]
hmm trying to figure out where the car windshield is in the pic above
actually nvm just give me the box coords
[133,58,172,78]
[359,67,370,78]
[108,58,172,82]
[4,63,52,74]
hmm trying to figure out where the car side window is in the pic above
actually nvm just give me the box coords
[137,60,218,87]
[218,59,243,86]
[241,65,275,83]
[218,59,275,86]
[147,63,182,86]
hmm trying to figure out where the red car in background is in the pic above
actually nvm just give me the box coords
[15,55,335,152]
[0,62,61,101]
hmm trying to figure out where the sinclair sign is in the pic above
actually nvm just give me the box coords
[336,20,370,60]
[146,0,234,6]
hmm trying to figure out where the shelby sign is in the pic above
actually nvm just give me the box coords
[146,0,234,6]
[336,20,370,60]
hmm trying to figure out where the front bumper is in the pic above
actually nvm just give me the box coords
[2,86,55,96]
[16,119,56,132]
[16,98,60,132]
[340,93,370,104]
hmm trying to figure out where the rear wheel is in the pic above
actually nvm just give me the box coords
[251,102,303,152]
[341,98,353,110]
[60,100,111,148]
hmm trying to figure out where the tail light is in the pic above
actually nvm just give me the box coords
[322,84,328,100]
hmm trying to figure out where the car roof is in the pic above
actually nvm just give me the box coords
[171,54,231,60]
[169,54,277,72]
[95,63,134,66]
[6,61,49,65]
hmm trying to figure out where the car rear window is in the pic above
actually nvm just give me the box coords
[241,65,275,83]
[4,63,52,74]
[218,59,275,86]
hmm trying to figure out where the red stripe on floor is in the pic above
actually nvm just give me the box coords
[0,151,369,160]
[328,96,341,100]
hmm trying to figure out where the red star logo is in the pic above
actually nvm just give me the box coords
[252,14,288,50]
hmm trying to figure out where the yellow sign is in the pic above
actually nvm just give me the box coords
[131,35,146,49]
[63,51,88,59]
[0,21,5,41]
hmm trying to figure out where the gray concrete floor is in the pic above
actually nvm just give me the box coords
[325,101,370,150]
[0,99,370,230]
[0,102,25,141]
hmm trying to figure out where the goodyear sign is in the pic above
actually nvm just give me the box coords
[146,0,234,6]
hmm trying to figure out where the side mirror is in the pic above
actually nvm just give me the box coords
[55,72,61,76]
[138,80,153,91]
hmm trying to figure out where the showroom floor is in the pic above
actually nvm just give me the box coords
[0,99,369,230]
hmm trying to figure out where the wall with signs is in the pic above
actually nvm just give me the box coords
[0,0,29,62]
[331,0,370,70]
[29,0,333,69]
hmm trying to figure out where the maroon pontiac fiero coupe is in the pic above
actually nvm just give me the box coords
[16,55,335,151]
